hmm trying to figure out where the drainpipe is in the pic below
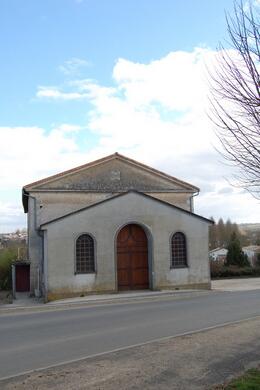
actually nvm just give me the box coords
[11,264,16,299]
[190,191,199,213]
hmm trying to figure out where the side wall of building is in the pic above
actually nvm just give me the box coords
[149,192,192,211]
[27,196,43,295]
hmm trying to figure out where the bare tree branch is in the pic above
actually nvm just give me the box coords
[209,0,260,198]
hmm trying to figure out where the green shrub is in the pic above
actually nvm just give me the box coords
[0,248,17,290]
[210,262,260,279]
[256,253,260,267]
[226,232,250,267]
[210,260,225,278]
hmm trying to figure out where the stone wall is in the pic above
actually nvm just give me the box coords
[41,192,211,301]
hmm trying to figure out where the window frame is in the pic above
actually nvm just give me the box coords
[170,231,188,269]
[74,233,96,275]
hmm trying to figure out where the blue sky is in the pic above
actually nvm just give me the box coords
[0,0,259,232]
[1,0,233,127]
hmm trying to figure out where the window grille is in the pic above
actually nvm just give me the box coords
[171,232,187,268]
[76,234,95,273]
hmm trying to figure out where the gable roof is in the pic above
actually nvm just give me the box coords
[24,152,199,191]
[40,190,213,228]
[209,247,227,254]
[23,153,199,212]
[242,245,260,253]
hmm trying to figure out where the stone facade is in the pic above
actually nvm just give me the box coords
[22,153,211,300]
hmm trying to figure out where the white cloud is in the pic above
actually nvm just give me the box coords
[0,123,93,231]
[58,57,90,76]
[36,48,259,218]
[0,124,87,189]
[54,123,82,133]
[36,86,88,100]
[0,201,26,233]
[2,47,259,231]
[81,48,259,222]
[36,79,116,102]
[196,188,259,223]
[112,48,210,112]
[244,0,260,12]
[78,48,218,164]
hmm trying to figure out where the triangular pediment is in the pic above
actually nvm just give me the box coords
[24,153,198,193]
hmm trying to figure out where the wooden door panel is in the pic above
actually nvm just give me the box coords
[131,225,147,241]
[132,269,149,288]
[16,265,30,292]
[117,270,130,287]
[117,252,131,289]
[117,226,131,244]
[117,224,149,290]
[131,252,148,268]
[117,253,130,268]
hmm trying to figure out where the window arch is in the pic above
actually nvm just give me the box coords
[75,234,95,273]
[171,232,187,268]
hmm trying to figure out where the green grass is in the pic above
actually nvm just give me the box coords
[225,369,260,389]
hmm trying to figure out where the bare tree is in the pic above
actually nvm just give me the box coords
[210,0,260,198]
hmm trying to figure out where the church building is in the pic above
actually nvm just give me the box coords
[22,153,212,301]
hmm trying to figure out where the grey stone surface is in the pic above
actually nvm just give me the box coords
[41,191,210,299]
[33,158,192,192]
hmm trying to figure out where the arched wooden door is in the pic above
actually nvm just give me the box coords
[117,224,149,290]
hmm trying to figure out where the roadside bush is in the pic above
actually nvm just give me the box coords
[256,253,260,267]
[210,260,224,278]
[0,248,17,290]
[210,261,260,279]
[226,231,250,267]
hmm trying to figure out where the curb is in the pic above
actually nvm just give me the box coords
[0,290,212,315]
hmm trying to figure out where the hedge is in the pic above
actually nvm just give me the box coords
[210,261,260,279]
[0,248,17,290]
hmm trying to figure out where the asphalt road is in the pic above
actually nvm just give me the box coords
[1,290,260,380]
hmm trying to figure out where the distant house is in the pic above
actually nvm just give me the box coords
[242,246,260,267]
[209,247,227,263]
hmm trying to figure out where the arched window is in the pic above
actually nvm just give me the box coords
[76,234,95,273]
[171,232,187,268]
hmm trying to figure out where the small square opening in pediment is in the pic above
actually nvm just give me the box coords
[110,170,121,181]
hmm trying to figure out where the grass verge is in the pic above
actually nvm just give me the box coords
[214,368,260,389]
